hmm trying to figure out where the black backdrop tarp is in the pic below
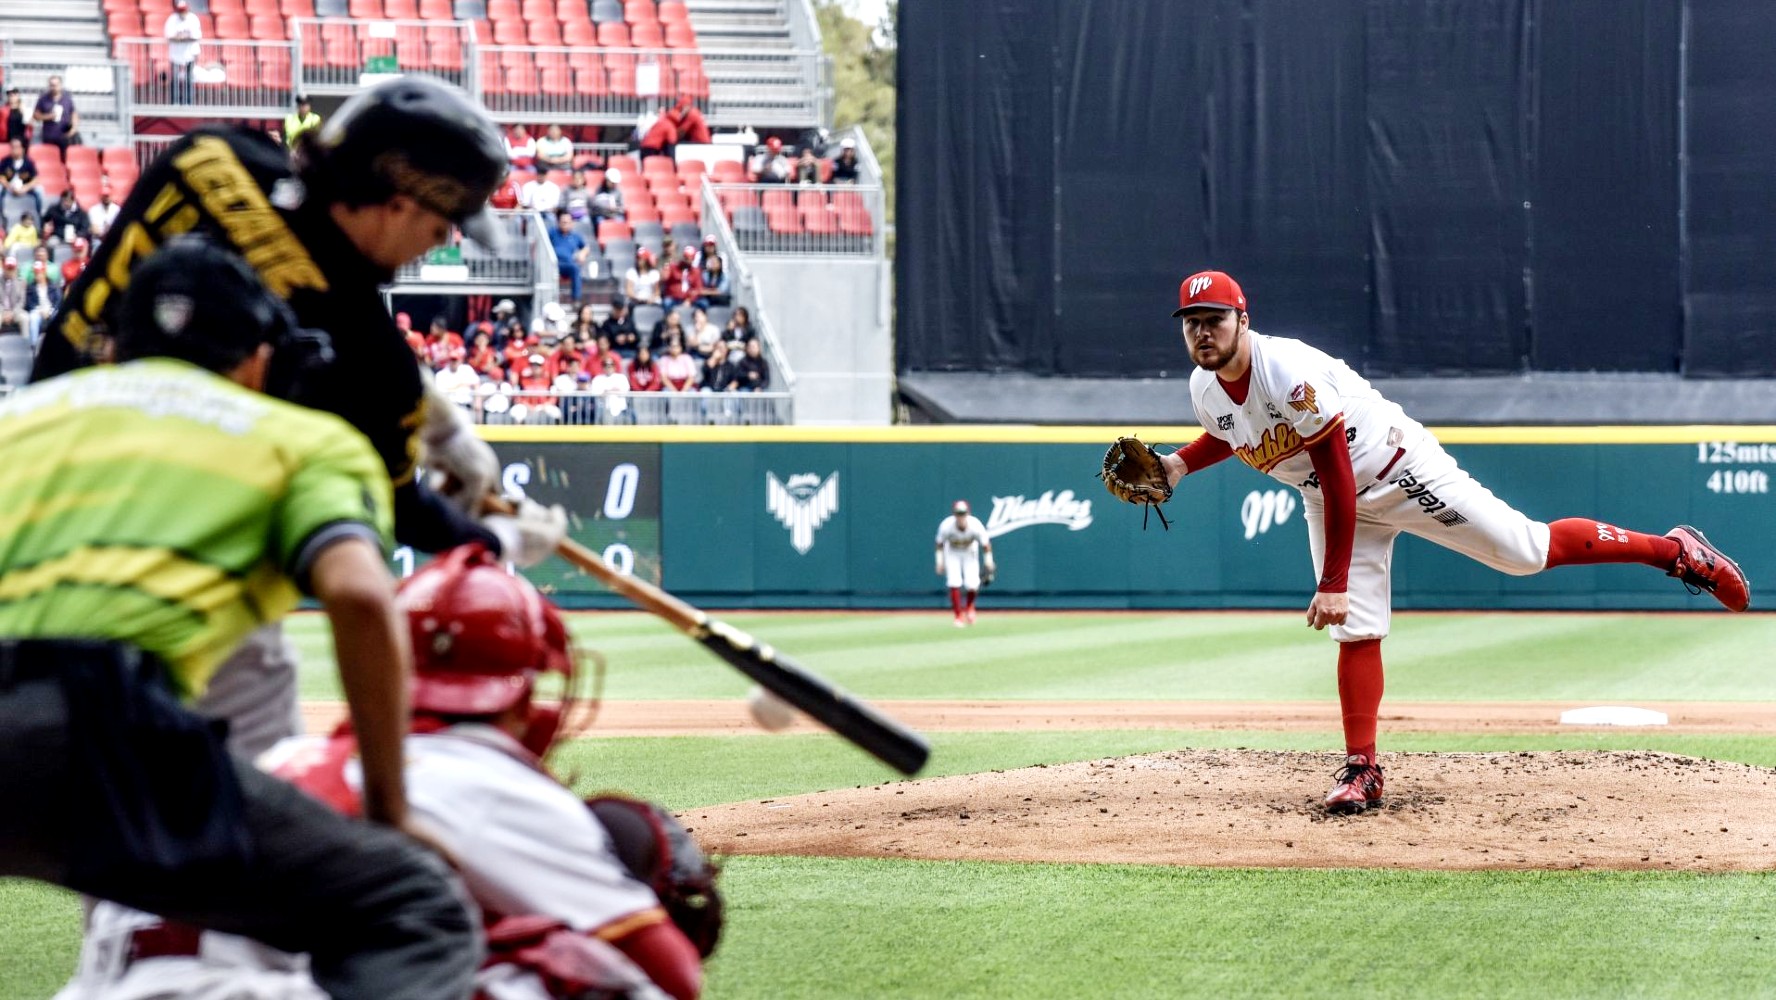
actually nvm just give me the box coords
[896,0,1767,378]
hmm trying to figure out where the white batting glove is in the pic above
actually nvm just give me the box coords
[484,497,568,568]
[420,383,498,513]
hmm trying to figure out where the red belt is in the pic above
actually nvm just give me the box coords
[1375,446,1406,482]
[127,923,203,964]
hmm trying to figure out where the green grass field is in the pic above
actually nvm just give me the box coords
[7,610,1776,999]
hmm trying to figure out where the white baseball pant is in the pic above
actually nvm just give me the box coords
[1303,437,1551,642]
[943,550,981,590]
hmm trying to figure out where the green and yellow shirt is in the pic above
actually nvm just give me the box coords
[0,358,392,696]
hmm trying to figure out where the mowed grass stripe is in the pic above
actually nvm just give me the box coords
[710,857,1776,999]
[288,611,1776,702]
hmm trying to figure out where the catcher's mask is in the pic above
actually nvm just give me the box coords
[399,543,581,757]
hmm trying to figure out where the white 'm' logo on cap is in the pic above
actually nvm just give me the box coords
[1189,275,1213,297]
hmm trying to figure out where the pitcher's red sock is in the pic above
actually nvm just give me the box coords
[965,589,977,612]
[1338,638,1383,762]
[949,588,964,616]
[1543,518,1680,570]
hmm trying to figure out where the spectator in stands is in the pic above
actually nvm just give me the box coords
[23,259,60,348]
[831,138,860,183]
[425,315,464,368]
[729,336,769,391]
[725,305,756,345]
[748,137,791,184]
[165,0,202,105]
[535,124,574,172]
[697,253,730,308]
[504,124,537,170]
[0,258,23,335]
[521,170,562,218]
[601,298,638,358]
[500,329,532,373]
[628,345,661,392]
[662,245,702,311]
[588,353,630,424]
[283,95,322,149]
[2,139,42,218]
[467,327,502,380]
[533,299,571,339]
[657,336,698,392]
[625,247,663,307]
[59,236,90,286]
[511,354,559,424]
[692,233,717,268]
[689,306,722,358]
[488,172,521,211]
[698,339,729,391]
[391,310,423,357]
[572,303,600,342]
[561,170,593,221]
[553,354,595,423]
[545,331,586,380]
[667,97,711,146]
[5,214,40,254]
[650,309,685,355]
[637,105,678,161]
[2,89,27,147]
[490,297,520,338]
[550,210,589,303]
[590,168,625,223]
[29,245,58,288]
[42,188,89,246]
[87,186,119,242]
[794,146,821,185]
[591,331,620,371]
[434,347,481,406]
[32,76,79,158]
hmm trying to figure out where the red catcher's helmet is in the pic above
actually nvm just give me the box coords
[399,544,573,726]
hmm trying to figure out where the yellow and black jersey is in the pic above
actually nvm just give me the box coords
[36,126,494,554]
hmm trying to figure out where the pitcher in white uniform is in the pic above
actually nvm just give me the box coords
[1161,270,1751,814]
[59,544,716,1000]
[935,500,995,627]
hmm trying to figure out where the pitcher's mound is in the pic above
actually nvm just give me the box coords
[684,750,1776,871]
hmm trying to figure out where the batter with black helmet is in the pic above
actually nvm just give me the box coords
[35,76,568,758]
[0,236,480,999]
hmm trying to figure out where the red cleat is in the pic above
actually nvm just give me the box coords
[1324,754,1385,814]
[1666,525,1751,612]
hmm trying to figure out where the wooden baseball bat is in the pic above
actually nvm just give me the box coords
[487,499,930,775]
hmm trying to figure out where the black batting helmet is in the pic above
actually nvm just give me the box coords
[115,234,300,373]
[297,75,508,248]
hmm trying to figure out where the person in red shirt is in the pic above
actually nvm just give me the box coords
[424,316,465,369]
[59,236,90,286]
[467,327,503,381]
[662,245,703,311]
[667,97,710,146]
[638,107,678,161]
[488,174,521,211]
[512,353,560,424]
[627,346,661,392]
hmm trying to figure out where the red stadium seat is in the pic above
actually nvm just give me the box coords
[245,0,282,14]
[795,188,826,211]
[622,0,655,25]
[605,64,637,98]
[210,0,246,14]
[526,20,561,44]
[562,19,596,45]
[641,154,675,176]
[596,219,631,245]
[249,15,287,39]
[606,154,640,175]
[487,0,519,19]
[800,204,837,235]
[662,21,694,48]
[760,189,793,214]
[107,12,145,39]
[766,209,802,235]
[674,68,707,100]
[503,64,538,93]
[103,0,137,14]
[385,0,420,17]
[573,65,607,94]
[630,21,661,47]
[478,57,506,95]
[532,47,569,67]
[595,21,628,46]
[659,205,695,226]
[836,199,873,235]
[492,19,527,44]
[419,0,453,18]
[395,37,427,68]
[347,0,382,17]
[279,0,314,17]
[29,144,59,166]
[675,160,705,183]
[656,1,687,22]
[498,47,533,68]
[626,203,659,223]
[324,37,360,70]
[65,146,100,172]
[101,146,134,170]
[258,46,292,87]
[539,66,573,96]
[429,37,464,70]
[215,13,250,37]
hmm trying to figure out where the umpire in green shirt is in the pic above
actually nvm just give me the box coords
[0,237,478,999]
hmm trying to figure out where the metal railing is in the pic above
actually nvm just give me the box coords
[116,38,297,117]
[291,18,479,95]
[455,387,792,425]
[475,44,698,122]
[390,210,555,299]
[705,182,882,256]
[699,176,798,403]
[129,133,183,171]
[787,0,835,128]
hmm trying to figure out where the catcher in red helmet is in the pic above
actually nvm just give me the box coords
[64,545,721,1000]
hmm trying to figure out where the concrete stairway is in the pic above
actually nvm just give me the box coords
[0,0,126,147]
[684,0,826,128]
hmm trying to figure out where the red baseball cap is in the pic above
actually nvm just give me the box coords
[1172,270,1247,317]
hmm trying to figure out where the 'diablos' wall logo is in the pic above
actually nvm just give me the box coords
[766,472,840,554]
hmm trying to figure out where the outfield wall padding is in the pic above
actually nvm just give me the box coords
[471,434,1775,611]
